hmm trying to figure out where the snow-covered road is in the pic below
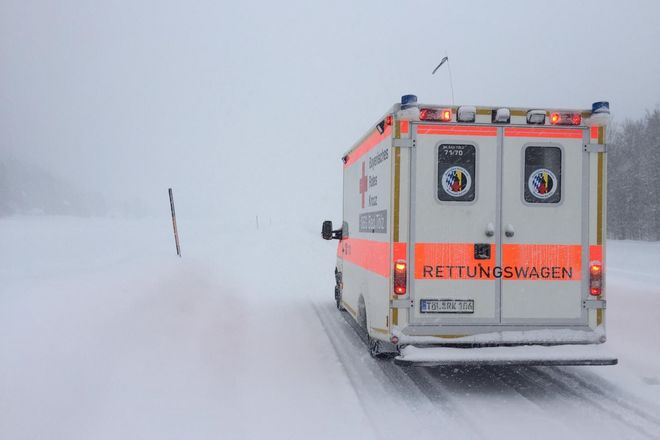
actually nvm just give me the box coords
[1,217,659,439]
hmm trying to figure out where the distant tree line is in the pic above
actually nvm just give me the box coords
[608,109,660,241]
[0,158,108,217]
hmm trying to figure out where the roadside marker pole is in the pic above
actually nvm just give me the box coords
[168,188,181,257]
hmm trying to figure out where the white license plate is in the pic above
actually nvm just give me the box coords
[420,299,474,314]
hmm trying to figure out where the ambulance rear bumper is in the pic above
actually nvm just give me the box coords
[394,343,617,367]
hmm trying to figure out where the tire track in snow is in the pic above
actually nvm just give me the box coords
[444,363,659,439]
[551,368,660,426]
[496,366,660,440]
[312,300,660,439]
[313,301,485,440]
[528,367,660,440]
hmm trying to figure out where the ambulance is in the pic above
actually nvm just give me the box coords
[322,95,617,366]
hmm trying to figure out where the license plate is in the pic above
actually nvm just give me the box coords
[420,299,474,314]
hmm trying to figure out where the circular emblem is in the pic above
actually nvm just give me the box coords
[528,168,558,199]
[441,166,472,197]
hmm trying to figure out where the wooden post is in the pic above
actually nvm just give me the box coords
[168,188,181,257]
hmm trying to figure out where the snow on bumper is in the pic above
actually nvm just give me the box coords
[391,326,606,346]
[394,343,618,367]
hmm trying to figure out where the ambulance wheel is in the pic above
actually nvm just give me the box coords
[369,337,388,359]
[334,269,344,311]
[368,335,398,359]
[357,296,367,330]
[334,285,345,311]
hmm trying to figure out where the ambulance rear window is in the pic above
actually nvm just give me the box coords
[437,144,476,202]
[524,146,562,204]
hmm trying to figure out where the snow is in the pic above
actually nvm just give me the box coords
[398,343,616,365]
[2,216,660,439]
[393,326,605,345]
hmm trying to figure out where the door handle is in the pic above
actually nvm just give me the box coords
[485,222,495,237]
[504,224,515,238]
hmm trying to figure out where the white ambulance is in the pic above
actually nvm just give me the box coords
[322,95,616,366]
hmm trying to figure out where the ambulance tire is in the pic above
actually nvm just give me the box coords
[334,285,345,311]
[369,337,389,359]
[358,296,396,359]
[357,296,367,330]
[370,337,398,359]
[334,268,345,311]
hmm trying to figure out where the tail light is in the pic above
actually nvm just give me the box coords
[419,108,452,122]
[393,260,407,295]
[550,111,582,126]
[589,261,603,296]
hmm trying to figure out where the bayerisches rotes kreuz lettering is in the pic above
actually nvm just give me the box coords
[360,149,389,209]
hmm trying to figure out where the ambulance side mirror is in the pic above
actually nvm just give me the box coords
[322,221,333,240]
[322,221,343,240]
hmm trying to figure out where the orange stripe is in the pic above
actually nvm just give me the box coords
[504,127,583,139]
[344,125,392,168]
[394,242,406,261]
[415,243,496,279]
[416,125,497,136]
[590,126,599,140]
[337,239,408,277]
[502,244,582,280]
[399,120,409,134]
[338,238,390,277]
[589,244,602,262]
[415,243,581,280]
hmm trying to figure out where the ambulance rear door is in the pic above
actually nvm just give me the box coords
[408,124,499,325]
[499,127,589,325]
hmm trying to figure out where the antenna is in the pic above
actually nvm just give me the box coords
[432,53,455,105]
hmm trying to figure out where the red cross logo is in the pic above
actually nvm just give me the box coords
[359,162,368,208]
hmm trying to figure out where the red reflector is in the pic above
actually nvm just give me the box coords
[393,260,407,296]
[385,115,393,126]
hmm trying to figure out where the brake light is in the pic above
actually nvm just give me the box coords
[589,261,602,296]
[550,112,582,126]
[393,260,407,295]
[419,108,452,122]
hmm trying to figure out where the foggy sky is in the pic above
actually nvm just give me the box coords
[1,0,659,223]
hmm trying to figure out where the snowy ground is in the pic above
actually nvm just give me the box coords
[1,216,660,440]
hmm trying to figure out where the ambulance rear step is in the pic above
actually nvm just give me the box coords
[394,344,618,367]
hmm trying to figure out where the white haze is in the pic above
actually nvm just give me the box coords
[1,0,660,223]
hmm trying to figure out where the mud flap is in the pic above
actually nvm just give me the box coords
[394,344,618,367]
